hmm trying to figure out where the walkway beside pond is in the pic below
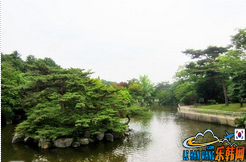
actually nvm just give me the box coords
[177,105,246,127]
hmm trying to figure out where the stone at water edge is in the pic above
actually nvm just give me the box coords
[97,132,105,141]
[24,136,33,143]
[42,142,52,149]
[125,132,130,136]
[38,138,52,149]
[104,133,114,142]
[72,141,81,148]
[89,138,95,143]
[112,132,124,139]
[12,133,24,143]
[78,138,89,145]
[53,138,74,148]
[125,126,132,132]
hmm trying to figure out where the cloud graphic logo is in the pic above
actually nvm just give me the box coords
[183,129,237,148]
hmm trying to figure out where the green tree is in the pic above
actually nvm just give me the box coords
[139,75,154,104]
[127,78,144,103]
[1,52,26,124]
[183,46,229,105]
[173,81,197,105]
[153,82,177,105]
[26,55,36,65]
[195,77,224,103]
[231,28,246,51]
[15,63,132,140]
[220,50,246,107]
[219,31,246,107]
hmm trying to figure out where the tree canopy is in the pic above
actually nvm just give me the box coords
[1,52,151,141]
[174,28,246,107]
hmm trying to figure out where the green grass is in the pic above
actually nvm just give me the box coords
[198,103,246,112]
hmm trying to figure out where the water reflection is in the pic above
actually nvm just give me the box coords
[1,107,239,162]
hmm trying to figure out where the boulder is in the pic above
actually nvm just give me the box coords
[53,138,73,148]
[89,138,95,143]
[125,132,130,136]
[125,127,130,132]
[112,132,124,139]
[12,133,24,143]
[38,138,52,149]
[78,138,89,145]
[72,141,81,148]
[125,126,131,136]
[97,132,105,141]
[24,136,33,143]
[104,133,114,142]
[42,142,52,149]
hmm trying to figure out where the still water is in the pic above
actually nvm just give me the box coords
[1,106,235,162]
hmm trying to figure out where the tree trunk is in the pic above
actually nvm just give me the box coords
[60,102,65,112]
[60,87,65,111]
[240,98,243,107]
[220,78,228,106]
[124,115,131,125]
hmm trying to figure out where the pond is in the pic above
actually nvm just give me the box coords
[1,106,236,162]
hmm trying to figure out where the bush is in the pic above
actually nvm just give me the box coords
[208,99,216,105]
[127,104,152,119]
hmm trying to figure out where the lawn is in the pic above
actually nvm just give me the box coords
[198,103,246,112]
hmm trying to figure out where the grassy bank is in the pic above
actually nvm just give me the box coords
[197,103,246,112]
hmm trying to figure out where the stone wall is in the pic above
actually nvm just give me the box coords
[177,106,245,127]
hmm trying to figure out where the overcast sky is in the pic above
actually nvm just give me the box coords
[2,0,246,83]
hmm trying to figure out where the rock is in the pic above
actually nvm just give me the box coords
[125,126,131,136]
[125,132,130,136]
[43,142,52,149]
[112,132,124,139]
[97,132,105,141]
[12,133,24,143]
[78,138,89,145]
[89,138,95,143]
[125,127,130,132]
[38,138,47,147]
[104,133,114,142]
[38,138,52,149]
[84,131,91,138]
[53,138,73,148]
[24,136,33,143]
[6,120,13,124]
[72,141,80,148]
[33,139,39,143]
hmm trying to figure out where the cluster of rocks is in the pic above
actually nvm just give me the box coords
[12,131,128,149]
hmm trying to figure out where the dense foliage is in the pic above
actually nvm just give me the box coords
[173,28,246,106]
[1,53,150,140]
[1,52,26,124]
